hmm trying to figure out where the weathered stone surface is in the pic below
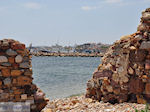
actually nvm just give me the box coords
[86,8,150,104]
[13,89,23,95]
[0,56,8,63]
[11,42,25,50]
[93,70,112,79]
[129,50,147,62]
[128,67,134,74]
[129,78,144,94]
[19,62,30,68]
[0,81,2,86]
[87,80,94,89]
[24,69,32,76]
[12,63,19,69]
[34,90,45,100]
[140,41,150,50]
[12,78,17,84]
[142,12,150,20]
[0,93,9,100]
[3,78,11,86]
[8,57,14,64]
[1,69,10,77]
[145,83,150,98]
[145,60,150,69]
[21,94,27,100]
[11,70,22,76]
[15,55,23,63]
[6,49,17,56]
[0,39,47,111]
[1,62,11,67]
[17,76,32,86]
[23,56,30,62]
[136,95,147,104]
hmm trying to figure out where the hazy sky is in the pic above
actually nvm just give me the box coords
[0,0,149,46]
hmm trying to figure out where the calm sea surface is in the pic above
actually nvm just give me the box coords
[32,56,101,100]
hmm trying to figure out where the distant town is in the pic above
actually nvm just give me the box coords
[29,42,110,54]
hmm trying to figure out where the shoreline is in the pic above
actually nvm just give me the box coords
[42,95,146,112]
[31,52,104,57]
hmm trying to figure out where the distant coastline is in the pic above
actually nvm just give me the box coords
[29,42,109,57]
[31,52,104,57]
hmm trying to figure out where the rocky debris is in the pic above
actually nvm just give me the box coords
[86,8,150,104]
[0,39,48,112]
[42,95,146,112]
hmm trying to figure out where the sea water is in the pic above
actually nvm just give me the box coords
[32,56,100,100]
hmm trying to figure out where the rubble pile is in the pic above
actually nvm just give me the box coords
[86,8,150,104]
[0,39,48,112]
[43,95,145,112]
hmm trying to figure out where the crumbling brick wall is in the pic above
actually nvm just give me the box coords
[0,39,48,112]
[86,8,150,104]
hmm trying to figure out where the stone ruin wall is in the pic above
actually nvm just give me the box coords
[86,8,150,104]
[0,39,48,112]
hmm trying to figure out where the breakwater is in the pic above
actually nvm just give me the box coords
[31,52,104,57]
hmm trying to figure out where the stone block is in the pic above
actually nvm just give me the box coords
[15,55,23,63]
[0,93,9,100]
[140,41,150,50]
[0,81,2,86]
[3,78,11,86]
[12,63,19,69]
[11,43,25,50]
[6,49,17,56]
[21,94,27,100]
[17,76,32,86]
[24,69,32,76]
[13,89,23,95]
[136,95,146,104]
[0,56,8,63]
[129,78,144,94]
[142,12,150,20]
[15,95,21,101]
[1,62,11,67]
[145,83,150,98]
[19,62,30,68]
[12,78,17,84]
[11,70,22,77]
[1,69,10,77]
[8,57,15,64]
[145,60,150,69]
[93,70,112,79]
